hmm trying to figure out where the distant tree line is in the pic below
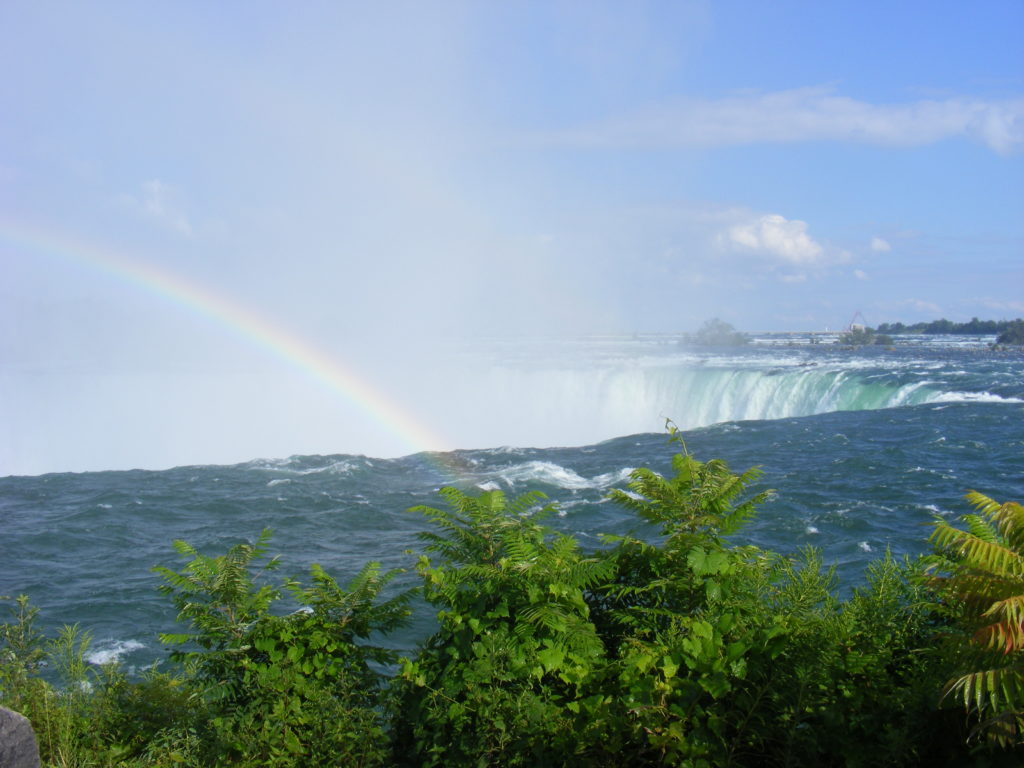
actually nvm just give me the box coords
[876,317,1021,336]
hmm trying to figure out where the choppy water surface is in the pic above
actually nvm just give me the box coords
[2,334,1022,670]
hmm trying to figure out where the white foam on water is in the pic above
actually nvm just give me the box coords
[858,541,873,553]
[557,499,604,517]
[590,467,636,488]
[493,461,594,490]
[246,457,295,470]
[267,478,291,487]
[890,381,933,406]
[295,460,359,475]
[929,391,1023,404]
[485,446,527,456]
[86,639,145,666]
[805,526,819,534]
[488,462,635,491]
[247,457,361,475]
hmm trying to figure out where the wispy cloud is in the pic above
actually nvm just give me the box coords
[120,179,193,235]
[977,297,1024,314]
[870,237,891,253]
[551,87,1024,154]
[900,298,942,315]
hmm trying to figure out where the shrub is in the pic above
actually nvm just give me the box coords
[996,320,1024,345]
[684,318,748,346]
[153,529,410,766]
[392,488,616,766]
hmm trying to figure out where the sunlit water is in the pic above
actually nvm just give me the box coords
[2,334,1022,672]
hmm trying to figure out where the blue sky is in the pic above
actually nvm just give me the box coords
[1,1,1022,472]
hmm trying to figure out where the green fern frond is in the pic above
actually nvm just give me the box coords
[968,493,1024,553]
[963,513,1000,544]
[610,445,770,544]
[944,665,1024,718]
[930,522,1024,578]
[973,620,1024,655]
[932,493,1024,745]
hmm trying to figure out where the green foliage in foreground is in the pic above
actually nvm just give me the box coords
[928,493,1024,746]
[3,437,1023,766]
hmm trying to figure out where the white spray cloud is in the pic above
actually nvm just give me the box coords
[553,87,1024,154]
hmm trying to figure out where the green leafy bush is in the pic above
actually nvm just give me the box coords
[391,487,616,766]
[392,432,968,766]
[153,529,410,766]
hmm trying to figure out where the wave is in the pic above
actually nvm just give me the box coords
[245,456,368,475]
[479,461,635,491]
[928,391,1023,404]
[85,639,146,666]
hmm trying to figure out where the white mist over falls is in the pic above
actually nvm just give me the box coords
[420,334,1013,451]
[3,332,1016,477]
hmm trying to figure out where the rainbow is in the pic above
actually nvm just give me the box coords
[0,218,460,469]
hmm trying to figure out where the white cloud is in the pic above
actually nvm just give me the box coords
[554,87,1024,154]
[121,179,192,235]
[870,237,891,252]
[977,298,1024,314]
[854,269,869,280]
[726,213,823,265]
[900,298,942,315]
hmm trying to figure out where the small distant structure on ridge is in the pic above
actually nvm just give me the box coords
[847,311,869,333]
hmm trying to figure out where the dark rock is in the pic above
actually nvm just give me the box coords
[0,706,40,768]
